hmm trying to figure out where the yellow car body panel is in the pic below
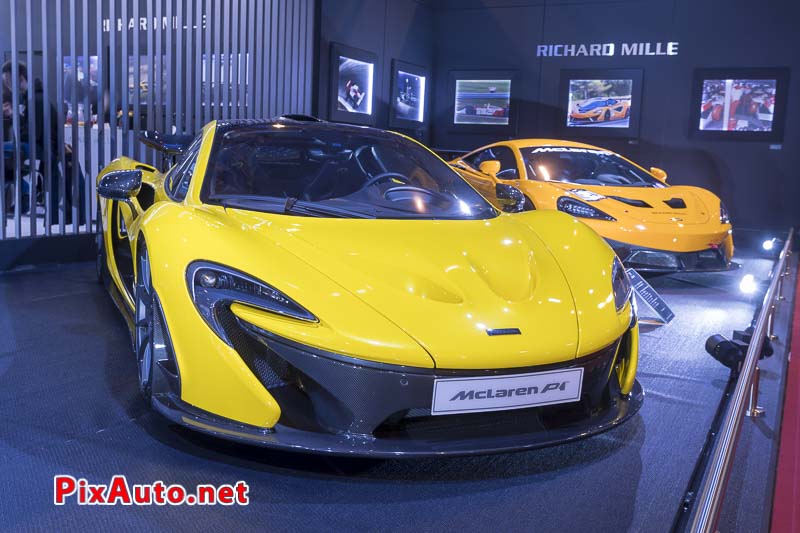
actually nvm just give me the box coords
[451,139,734,262]
[96,120,639,447]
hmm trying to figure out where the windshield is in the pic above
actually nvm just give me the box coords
[202,126,497,220]
[521,146,665,188]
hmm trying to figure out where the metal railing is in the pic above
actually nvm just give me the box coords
[687,227,795,532]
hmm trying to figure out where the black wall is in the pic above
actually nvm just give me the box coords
[316,0,435,144]
[318,0,800,230]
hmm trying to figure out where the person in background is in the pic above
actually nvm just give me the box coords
[2,61,84,225]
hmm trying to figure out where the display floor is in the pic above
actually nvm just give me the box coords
[0,255,785,531]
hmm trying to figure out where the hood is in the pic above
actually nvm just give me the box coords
[549,182,713,225]
[224,210,580,369]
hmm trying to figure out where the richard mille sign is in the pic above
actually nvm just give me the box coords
[537,42,679,57]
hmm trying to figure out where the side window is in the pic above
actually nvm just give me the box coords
[488,146,518,180]
[462,146,518,179]
[462,148,492,171]
[167,136,202,201]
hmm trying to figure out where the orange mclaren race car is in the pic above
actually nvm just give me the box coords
[569,97,630,124]
[450,140,734,272]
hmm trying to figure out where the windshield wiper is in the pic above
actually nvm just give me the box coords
[218,196,375,219]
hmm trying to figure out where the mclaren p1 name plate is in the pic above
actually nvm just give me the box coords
[431,368,583,415]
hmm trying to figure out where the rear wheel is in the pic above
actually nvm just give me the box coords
[134,241,155,402]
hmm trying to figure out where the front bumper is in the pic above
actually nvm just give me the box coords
[151,316,643,457]
[608,238,737,273]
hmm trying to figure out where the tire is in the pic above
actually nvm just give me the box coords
[134,240,155,402]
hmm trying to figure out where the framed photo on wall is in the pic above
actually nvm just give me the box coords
[557,69,644,139]
[328,43,378,126]
[689,67,790,142]
[389,59,429,130]
[448,70,518,134]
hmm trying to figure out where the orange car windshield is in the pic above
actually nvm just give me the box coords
[521,147,665,188]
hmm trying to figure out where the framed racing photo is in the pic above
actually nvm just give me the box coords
[557,69,644,139]
[689,67,790,142]
[448,70,519,134]
[389,59,430,130]
[329,43,378,126]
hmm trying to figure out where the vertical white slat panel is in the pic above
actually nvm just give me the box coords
[41,0,58,237]
[24,0,37,237]
[203,0,213,125]
[109,0,117,160]
[95,0,104,233]
[222,0,230,119]
[247,0,257,118]
[174,0,183,133]
[165,0,173,136]
[146,0,155,164]
[193,0,203,131]
[69,0,78,231]
[229,0,238,119]
[82,0,91,231]
[121,0,131,160]
[183,0,193,132]
[132,0,141,161]
[56,0,66,234]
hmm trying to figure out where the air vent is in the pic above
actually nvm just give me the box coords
[609,196,652,208]
[663,198,687,209]
[135,164,157,173]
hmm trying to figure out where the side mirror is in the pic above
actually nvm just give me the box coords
[495,183,526,213]
[479,160,501,177]
[650,167,668,183]
[139,130,194,171]
[98,169,143,201]
[139,130,194,156]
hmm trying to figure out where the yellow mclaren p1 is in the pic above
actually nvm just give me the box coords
[95,116,641,456]
[451,140,734,273]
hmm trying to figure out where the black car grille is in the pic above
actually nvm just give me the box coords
[217,308,293,390]
[374,341,624,441]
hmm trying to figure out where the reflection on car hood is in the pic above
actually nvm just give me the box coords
[223,210,580,368]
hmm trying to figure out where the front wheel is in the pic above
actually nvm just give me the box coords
[134,241,155,402]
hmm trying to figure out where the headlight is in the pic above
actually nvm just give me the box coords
[187,261,317,345]
[720,202,730,224]
[557,197,617,221]
[612,256,632,312]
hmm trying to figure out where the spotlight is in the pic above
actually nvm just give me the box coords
[762,238,775,251]
[739,274,757,294]
[705,334,746,370]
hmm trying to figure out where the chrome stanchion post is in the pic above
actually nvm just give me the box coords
[767,304,778,341]
[745,366,765,418]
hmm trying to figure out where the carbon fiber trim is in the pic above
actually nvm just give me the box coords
[607,239,737,273]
